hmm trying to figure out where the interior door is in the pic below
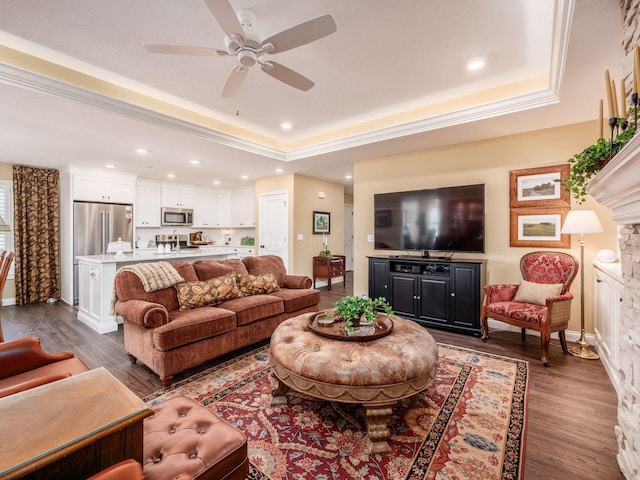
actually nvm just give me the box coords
[343,204,354,271]
[258,191,289,269]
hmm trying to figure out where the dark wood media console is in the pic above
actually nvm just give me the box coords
[368,256,487,336]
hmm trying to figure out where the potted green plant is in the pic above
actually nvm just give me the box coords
[334,295,393,334]
[562,116,636,204]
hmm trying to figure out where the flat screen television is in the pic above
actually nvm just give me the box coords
[374,184,485,255]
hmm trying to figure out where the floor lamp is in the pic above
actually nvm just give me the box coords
[561,210,604,359]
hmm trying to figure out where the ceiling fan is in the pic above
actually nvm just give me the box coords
[143,0,337,97]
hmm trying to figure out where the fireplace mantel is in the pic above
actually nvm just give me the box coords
[587,133,640,224]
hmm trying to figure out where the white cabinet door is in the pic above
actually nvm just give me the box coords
[232,191,255,227]
[216,194,232,227]
[74,175,135,203]
[135,184,161,227]
[193,192,218,228]
[161,186,195,208]
[593,264,622,394]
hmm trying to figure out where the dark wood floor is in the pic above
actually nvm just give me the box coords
[1,273,623,479]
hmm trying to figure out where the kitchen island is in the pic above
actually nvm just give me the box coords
[76,247,254,334]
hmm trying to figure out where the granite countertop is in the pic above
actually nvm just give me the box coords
[76,247,239,264]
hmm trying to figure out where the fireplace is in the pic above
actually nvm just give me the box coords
[587,133,640,479]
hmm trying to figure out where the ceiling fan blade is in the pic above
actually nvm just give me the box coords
[261,61,314,91]
[203,0,245,43]
[262,15,337,54]
[143,43,227,56]
[222,66,249,97]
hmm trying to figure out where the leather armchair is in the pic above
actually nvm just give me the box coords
[0,336,90,398]
[86,459,192,480]
[480,251,578,366]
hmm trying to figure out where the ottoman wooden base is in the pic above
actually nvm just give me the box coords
[270,314,439,453]
[143,395,249,480]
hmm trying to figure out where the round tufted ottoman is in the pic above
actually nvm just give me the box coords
[143,395,249,480]
[270,313,438,453]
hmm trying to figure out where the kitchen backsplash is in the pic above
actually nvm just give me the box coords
[135,227,255,249]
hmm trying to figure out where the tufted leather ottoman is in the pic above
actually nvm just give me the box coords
[143,395,249,480]
[270,313,439,453]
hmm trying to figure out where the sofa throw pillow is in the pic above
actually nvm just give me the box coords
[236,272,280,296]
[175,273,241,311]
[512,279,563,306]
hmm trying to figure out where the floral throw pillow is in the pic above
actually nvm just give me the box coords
[512,279,563,306]
[175,272,241,310]
[236,272,280,296]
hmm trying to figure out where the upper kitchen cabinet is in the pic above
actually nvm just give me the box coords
[73,173,136,204]
[231,188,255,227]
[216,193,232,227]
[193,190,218,228]
[136,180,161,227]
[161,182,195,209]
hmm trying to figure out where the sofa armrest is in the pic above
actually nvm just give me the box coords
[115,300,169,328]
[283,275,312,289]
[0,337,75,379]
[0,372,72,399]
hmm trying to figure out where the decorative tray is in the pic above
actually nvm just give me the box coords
[307,310,393,342]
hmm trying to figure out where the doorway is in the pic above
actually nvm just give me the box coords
[258,190,289,269]
[344,204,354,271]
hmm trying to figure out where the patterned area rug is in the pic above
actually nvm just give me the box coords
[145,343,528,480]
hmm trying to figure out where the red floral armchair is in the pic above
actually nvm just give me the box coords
[480,251,579,366]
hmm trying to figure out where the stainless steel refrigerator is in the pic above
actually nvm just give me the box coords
[73,201,133,303]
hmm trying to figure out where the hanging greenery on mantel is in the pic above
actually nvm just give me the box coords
[562,119,636,204]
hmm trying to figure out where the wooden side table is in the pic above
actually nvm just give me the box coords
[313,255,346,290]
[0,367,153,480]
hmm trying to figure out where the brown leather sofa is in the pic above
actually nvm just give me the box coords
[114,255,320,387]
[0,336,90,398]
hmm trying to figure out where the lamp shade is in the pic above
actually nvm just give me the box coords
[561,210,604,235]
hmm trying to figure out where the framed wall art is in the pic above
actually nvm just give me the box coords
[509,207,571,248]
[312,211,330,234]
[509,164,570,208]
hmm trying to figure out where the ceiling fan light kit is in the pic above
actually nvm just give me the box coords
[143,0,337,97]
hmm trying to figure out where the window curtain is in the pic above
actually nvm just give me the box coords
[12,165,60,305]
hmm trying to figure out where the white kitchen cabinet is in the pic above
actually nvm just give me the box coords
[232,190,255,227]
[135,182,161,227]
[216,193,232,227]
[161,184,195,208]
[593,262,623,394]
[74,174,136,204]
[193,191,218,228]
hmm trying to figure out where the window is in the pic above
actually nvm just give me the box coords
[0,180,14,276]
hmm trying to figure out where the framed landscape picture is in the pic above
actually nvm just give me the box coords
[312,211,330,234]
[509,208,570,248]
[509,164,570,208]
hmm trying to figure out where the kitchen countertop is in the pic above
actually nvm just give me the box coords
[76,246,245,265]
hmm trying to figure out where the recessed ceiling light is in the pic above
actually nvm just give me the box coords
[280,121,292,130]
[190,159,200,165]
[275,168,283,173]
[467,58,486,71]
[241,175,249,180]
[167,173,175,178]
[345,174,352,180]
[213,180,221,185]
[105,164,115,169]
[135,148,149,154]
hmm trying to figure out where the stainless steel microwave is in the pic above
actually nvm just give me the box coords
[161,207,193,226]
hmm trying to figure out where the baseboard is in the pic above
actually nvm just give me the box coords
[486,319,596,347]
[313,277,344,289]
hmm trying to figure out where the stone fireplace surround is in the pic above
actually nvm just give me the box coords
[587,132,640,479]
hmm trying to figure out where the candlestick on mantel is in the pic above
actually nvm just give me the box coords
[611,79,619,118]
[599,98,604,139]
[620,78,627,119]
[635,46,640,93]
[605,69,614,117]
